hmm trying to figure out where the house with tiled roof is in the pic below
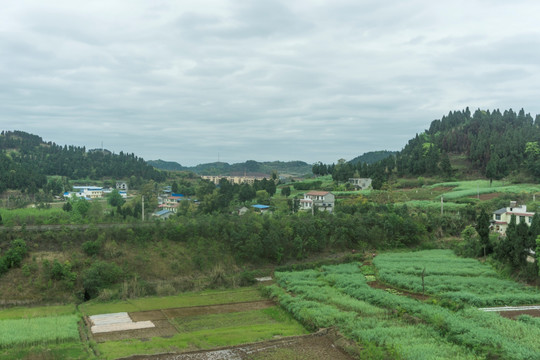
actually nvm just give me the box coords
[491,201,534,235]
[300,191,335,213]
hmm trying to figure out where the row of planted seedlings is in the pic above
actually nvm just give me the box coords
[267,261,540,360]
[0,314,80,349]
[373,250,540,306]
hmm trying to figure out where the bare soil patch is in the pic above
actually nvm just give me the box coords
[499,309,540,319]
[92,319,177,342]
[162,300,274,318]
[121,329,355,360]
[472,192,500,201]
[480,305,540,319]
[367,280,430,301]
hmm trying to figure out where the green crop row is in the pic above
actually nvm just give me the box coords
[270,270,478,359]
[427,181,540,200]
[374,250,540,306]
[272,261,540,359]
[0,314,80,349]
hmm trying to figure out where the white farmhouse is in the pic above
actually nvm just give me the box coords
[300,191,335,213]
[492,201,535,235]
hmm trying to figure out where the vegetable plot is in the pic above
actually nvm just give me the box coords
[374,250,540,306]
[0,314,79,349]
[270,260,540,359]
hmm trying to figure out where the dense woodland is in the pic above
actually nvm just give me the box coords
[0,131,166,194]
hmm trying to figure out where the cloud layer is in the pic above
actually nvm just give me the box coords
[2,1,540,166]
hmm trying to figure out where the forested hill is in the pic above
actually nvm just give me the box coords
[395,108,540,180]
[0,130,165,193]
[149,159,313,176]
[349,150,397,165]
[312,108,540,188]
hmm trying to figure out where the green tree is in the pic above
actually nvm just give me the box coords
[82,261,123,299]
[439,152,452,178]
[281,186,291,197]
[62,201,72,212]
[107,189,125,207]
[238,183,256,203]
[475,209,490,257]
[256,190,270,204]
[461,225,480,257]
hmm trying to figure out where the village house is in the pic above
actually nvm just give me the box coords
[348,178,372,190]
[491,201,535,235]
[152,209,174,219]
[64,186,103,200]
[300,191,335,213]
[157,193,186,213]
[116,182,128,191]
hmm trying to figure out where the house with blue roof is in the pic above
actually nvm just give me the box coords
[152,209,174,219]
[252,204,270,214]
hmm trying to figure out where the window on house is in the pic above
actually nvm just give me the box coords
[495,214,501,220]
[520,216,525,223]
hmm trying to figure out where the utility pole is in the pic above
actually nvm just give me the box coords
[142,196,145,221]
[441,195,444,215]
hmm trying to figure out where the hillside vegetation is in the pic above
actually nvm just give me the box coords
[313,108,540,188]
[0,130,166,194]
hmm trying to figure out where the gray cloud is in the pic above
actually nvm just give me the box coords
[2,0,540,166]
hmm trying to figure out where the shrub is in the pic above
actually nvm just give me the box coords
[82,261,124,299]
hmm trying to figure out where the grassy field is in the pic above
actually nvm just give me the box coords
[0,304,76,320]
[80,287,264,315]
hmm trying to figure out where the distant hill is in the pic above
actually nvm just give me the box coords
[147,159,185,171]
[149,159,313,176]
[0,130,165,194]
[312,108,540,188]
[349,150,397,165]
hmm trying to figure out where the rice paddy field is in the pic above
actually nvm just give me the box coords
[269,251,540,360]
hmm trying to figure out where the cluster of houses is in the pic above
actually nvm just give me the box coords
[201,175,268,185]
[63,182,128,201]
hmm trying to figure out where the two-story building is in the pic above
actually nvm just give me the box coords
[300,191,335,213]
[491,201,535,235]
[348,178,372,190]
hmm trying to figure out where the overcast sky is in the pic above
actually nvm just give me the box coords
[2,1,540,166]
